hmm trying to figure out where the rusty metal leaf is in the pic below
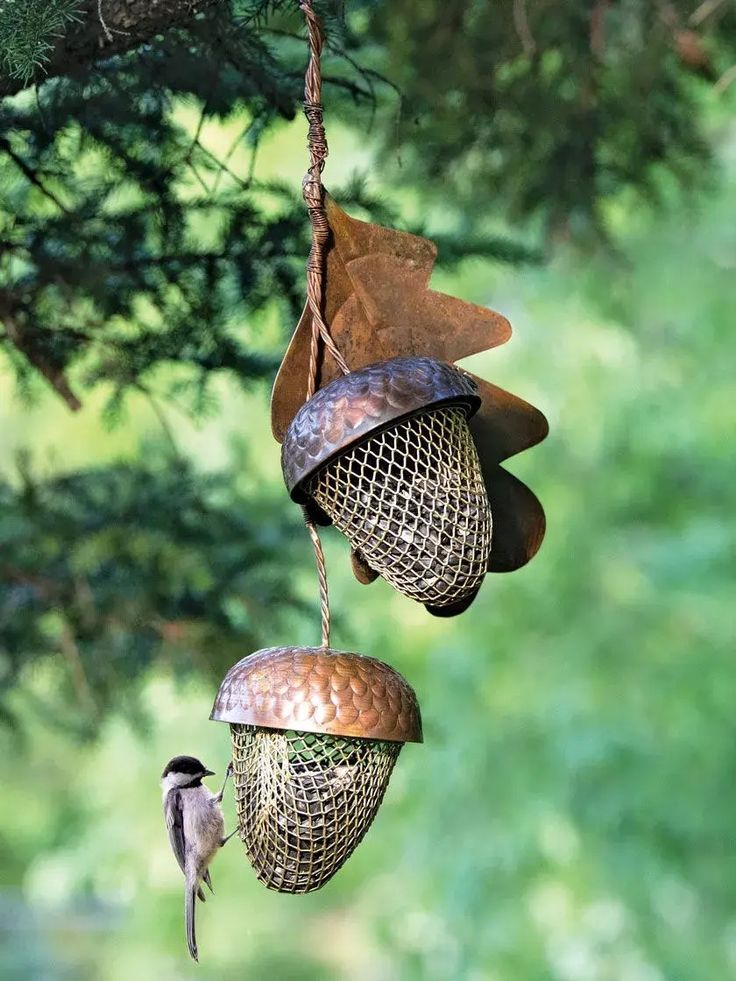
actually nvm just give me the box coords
[271,194,510,440]
[468,376,549,464]
[482,467,546,573]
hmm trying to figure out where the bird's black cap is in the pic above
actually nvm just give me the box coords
[161,755,214,779]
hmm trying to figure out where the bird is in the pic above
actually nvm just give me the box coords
[161,755,236,961]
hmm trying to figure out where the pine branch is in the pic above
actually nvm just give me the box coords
[0,0,224,96]
[0,137,69,212]
[0,0,82,84]
[0,302,82,411]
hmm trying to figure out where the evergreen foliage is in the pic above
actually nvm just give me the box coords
[362,0,736,235]
[0,0,80,82]
[0,2,303,415]
[0,458,304,729]
[2,1,512,418]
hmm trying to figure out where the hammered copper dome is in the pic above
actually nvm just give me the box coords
[212,647,421,894]
[282,356,480,498]
[211,645,422,742]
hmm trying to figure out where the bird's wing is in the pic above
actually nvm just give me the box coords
[203,868,214,894]
[164,788,186,874]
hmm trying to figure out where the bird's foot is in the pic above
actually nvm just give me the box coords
[215,760,234,803]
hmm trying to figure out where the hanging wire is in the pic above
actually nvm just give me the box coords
[303,505,331,647]
[300,0,350,399]
[299,0,349,648]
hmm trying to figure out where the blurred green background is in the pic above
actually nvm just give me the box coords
[2,3,736,979]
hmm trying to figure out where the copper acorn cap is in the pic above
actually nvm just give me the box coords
[281,356,480,501]
[210,646,423,743]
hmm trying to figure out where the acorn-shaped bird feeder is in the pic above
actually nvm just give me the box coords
[211,645,421,893]
[282,356,492,615]
[272,2,548,619]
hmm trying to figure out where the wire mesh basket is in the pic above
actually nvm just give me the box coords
[282,356,493,615]
[230,725,401,892]
[211,646,422,894]
[308,404,491,609]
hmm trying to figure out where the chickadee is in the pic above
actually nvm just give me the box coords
[161,755,236,961]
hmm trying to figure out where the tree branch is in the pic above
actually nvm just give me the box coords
[59,620,98,715]
[0,0,223,97]
[715,63,736,93]
[689,0,729,27]
[513,0,536,56]
[0,137,70,212]
[0,303,82,411]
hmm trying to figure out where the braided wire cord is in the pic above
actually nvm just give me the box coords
[300,0,350,398]
[303,506,330,647]
[299,0,349,648]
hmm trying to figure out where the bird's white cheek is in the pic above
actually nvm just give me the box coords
[161,772,187,792]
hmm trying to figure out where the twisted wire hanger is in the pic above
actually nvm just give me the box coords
[300,0,350,401]
[299,0,349,648]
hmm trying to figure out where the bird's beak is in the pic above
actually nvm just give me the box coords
[203,769,215,777]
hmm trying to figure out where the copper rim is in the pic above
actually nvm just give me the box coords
[281,356,480,501]
[210,646,423,743]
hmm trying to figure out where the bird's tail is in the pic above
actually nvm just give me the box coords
[185,879,198,962]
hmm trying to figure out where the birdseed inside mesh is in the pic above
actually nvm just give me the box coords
[230,724,402,893]
[307,405,492,607]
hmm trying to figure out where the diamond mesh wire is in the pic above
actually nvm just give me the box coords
[307,405,492,608]
[230,724,402,893]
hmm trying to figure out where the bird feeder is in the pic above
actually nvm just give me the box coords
[282,356,493,615]
[211,645,421,893]
[270,4,548,618]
